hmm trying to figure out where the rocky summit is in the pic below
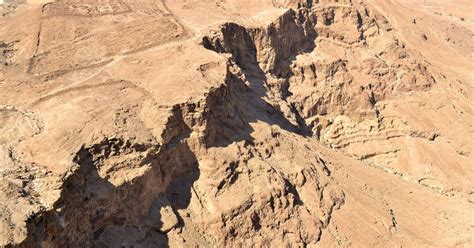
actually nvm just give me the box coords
[0,0,473,247]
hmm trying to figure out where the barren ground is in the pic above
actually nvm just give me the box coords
[0,0,473,247]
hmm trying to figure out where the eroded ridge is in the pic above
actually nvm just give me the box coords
[201,1,444,186]
[12,66,344,246]
[1,0,473,247]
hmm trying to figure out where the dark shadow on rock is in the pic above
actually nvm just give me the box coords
[11,8,325,248]
[15,137,200,248]
[201,10,317,147]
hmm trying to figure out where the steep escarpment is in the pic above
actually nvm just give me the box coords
[10,59,344,247]
[201,1,470,197]
[1,0,473,246]
[203,2,436,136]
[189,62,345,246]
[14,103,202,246]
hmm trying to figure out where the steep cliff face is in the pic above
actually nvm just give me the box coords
[201,1,441,183]
[0,0,473,247]
[10,62,344,247]
[206,3,436,121]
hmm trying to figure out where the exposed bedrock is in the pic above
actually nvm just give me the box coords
[202,3,436,137]
[13,45,344,246]
[200,2,457,195]
[6,1,467,247]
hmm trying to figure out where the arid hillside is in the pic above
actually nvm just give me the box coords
[0,0,473,247]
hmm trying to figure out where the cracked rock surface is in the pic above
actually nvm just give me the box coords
[0,0,473,247]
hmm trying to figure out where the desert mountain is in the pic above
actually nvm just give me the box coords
[0,0,473,247]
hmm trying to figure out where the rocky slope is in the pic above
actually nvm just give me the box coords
[0,0,473,247]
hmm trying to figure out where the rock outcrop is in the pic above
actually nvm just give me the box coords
[0,0,473,247]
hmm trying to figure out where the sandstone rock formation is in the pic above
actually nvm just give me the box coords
[0,0,473,247]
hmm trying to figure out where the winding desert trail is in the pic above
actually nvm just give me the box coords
[0,0,473,247]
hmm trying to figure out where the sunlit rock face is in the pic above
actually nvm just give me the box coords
[0,0,473,247]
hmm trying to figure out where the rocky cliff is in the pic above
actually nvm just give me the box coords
[0,0,473,247]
